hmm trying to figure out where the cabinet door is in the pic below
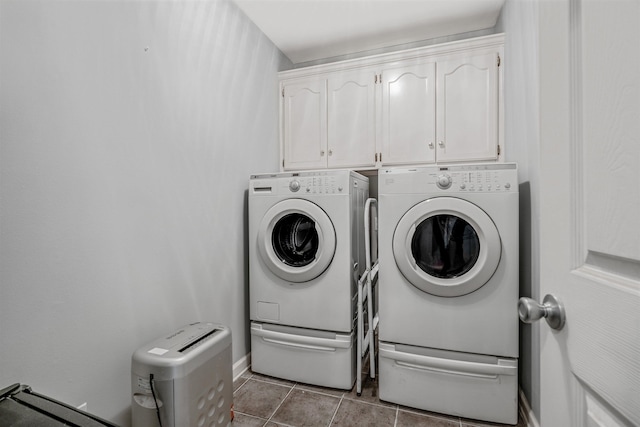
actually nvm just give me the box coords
[327,71,377,169]
[380,63,437,165]
[436,52,499,163]
[282,80,327,170]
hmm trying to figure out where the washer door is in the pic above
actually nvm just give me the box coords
[393,197,501,297]
[258,199,336,283]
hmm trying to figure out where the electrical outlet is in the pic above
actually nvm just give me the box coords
[77,402,87,411]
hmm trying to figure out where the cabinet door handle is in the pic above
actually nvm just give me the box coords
[328,149,333,156]
[320,150,325,156]
[438,141,445,147]
[428,142,434,149]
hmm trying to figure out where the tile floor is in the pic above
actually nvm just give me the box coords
[232,369,526,427]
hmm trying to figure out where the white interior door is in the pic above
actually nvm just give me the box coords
[537,0,640,426]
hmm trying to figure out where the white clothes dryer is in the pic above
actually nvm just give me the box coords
[248,170,368,389]
[377,164,519,424]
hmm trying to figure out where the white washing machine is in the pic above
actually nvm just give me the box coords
[248,169,368,389]
[377,164,519,425]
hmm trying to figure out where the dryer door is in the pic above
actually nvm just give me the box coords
[393,197,501,297]
[258,199,336,283]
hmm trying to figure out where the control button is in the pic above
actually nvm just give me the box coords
[306,187,311,193]
[436,174,452,189]
[505,182,511,189]
[338,186,344,192]
[289,180,301,192]
[460,183,466,190]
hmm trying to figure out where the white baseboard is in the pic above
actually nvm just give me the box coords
[233,353,251,382]
[519,388,541,427]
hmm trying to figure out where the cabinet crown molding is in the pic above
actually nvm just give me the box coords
[279,33,505,80]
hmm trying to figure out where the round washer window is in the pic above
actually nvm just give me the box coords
[411,215,480,279]
[393,197,501,297]
[272,213,319,267]
[257,199,336,283]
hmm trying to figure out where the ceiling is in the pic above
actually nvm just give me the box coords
[233,0,505,64]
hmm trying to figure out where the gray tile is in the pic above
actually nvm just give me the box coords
[330,399,397,427]
[294,382,346,397]
[233,379,292,419]
[271,388,341,427]
[343,377,395,408]
[396,409,461,427]
[250,371,297,387]
[234,375,251,392]
[232,412,268,427]
[460,415,524,427]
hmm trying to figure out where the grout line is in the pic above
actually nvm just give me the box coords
[232,411,269,425]
[393,405,399,427]
[233,376,250,394]
[293,383,346,400]
[341,393,396,410]
[249,376,296,389]
[342,394,398,412]
[264,383,296,425]
[397,405,463,425]
[327,394,344,427]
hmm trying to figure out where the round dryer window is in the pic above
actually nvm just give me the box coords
[393,197,501,297]
[258,199,336,283]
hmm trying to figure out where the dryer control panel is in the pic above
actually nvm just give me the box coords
[379,163,517,194]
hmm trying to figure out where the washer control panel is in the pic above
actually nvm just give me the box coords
[289,176,344,194]
[434,169,514,192]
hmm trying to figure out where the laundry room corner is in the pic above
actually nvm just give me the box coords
[495,0,542,420]
[0,0,290,425]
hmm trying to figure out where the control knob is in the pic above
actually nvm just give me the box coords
[436,174,452,189]
[289,180,300,192]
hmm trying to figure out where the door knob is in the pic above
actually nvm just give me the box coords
[518,294,566,330]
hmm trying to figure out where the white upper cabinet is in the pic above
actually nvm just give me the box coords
[282,79,327,170]
[327,70,377,168]
[380,62,437,166]
[282,71,377,170]
[436,51,499,163]
[279,34,504,171]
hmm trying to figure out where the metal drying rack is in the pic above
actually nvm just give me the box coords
[356,197,379,396]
